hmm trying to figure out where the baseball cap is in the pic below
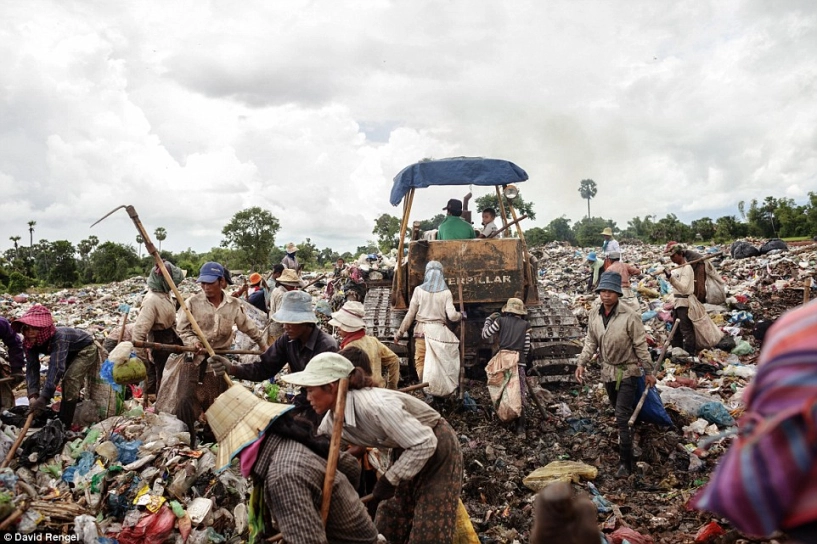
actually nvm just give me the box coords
[197,262,226,283]
[281,352,354,387]
[443,199,463,214]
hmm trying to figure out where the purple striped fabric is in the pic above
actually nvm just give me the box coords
[692,300,817,537]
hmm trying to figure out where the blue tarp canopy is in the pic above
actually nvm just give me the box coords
[390,157,528,206]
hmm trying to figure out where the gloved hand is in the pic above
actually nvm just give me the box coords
[489,312,501,321]
[27,396,48,416]
[208,355,233,377]
[372,476,397,503]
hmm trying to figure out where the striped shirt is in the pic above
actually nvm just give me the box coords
[318,388,441,486]
[481,315,531,359]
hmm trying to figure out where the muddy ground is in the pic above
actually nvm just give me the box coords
[440,287,806,544]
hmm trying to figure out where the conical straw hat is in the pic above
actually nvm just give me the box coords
[206,384,293,472]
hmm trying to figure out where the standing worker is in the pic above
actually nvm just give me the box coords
[283,352,463,544]
[437,199,475,240]
[604,252,641,312]
[154,262,268,418]
[665,245,697,357]
[394,261,462,397]
[665,241,707,302]
[600,227,620,257]
[132,261,185,400]
[482,298,531,435]
[0,316,26,382]
[574,272,655,477]
[282,242,300,274]
[13,304,99,426]
[330,300,400,389]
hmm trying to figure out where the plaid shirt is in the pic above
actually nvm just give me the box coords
[252,434,377,544]
[25,327,94,400]
[318,388,441,486]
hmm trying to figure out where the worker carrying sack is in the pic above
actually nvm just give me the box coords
[485,350,523,422]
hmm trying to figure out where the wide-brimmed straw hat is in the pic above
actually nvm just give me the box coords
[276,268,302,287]
[501,298,527,315]
[282,352,354,387]
[595,271,623,296]
[286,242,297,253]
[600,227,613,236]
[272,290,317,324]
[206,384,293,472]
[329,301,366,332]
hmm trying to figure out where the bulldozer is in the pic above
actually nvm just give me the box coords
[363,157,583,384]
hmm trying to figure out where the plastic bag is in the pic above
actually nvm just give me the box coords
[633,376,674,427]
[731,340,754,356]
[73,514,99,544]
[99,359,123,393]
[117,504,176,544]
[759,238,788,254]
[113,356,147,385]
[698,402,735,428]
[660,387,718,417]
[111,433,142,465]
[730,241,760,260]
[608,527,655,544]
[19,419,66,466]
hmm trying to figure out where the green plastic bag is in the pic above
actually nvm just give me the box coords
[113,357,146,385]
[731,340,754,356]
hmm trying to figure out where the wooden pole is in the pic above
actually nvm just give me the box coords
[487,214,528,239]
[1,413,34,468]
[457,283,466,401]
[394,188,414,308]
[494,186,510,230]
[398,382,429,394]
[130,340,264,356]
[321,377,349,524]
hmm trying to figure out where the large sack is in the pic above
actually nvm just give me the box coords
[688,295,724,349]
[730,241,759,260]
[759,238,788,254]
[485,350,522,422]
[704,261,727,305]
[234,299,268,365]
[422,323,460,397]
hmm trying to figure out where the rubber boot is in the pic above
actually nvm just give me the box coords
[515,409,527,436]
[59,399,78,428]
[616,445,633,478]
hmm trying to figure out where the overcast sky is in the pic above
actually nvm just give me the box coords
[1,1,815,255]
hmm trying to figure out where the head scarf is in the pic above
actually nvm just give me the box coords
[419,261,448,293]
[12,304,57,349]
[147,261,186,293]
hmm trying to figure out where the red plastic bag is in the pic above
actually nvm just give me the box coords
[118,505,176,544]
[607,527,655,544]
[694,521,725,543]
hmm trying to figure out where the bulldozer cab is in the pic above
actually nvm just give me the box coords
[388,157,538,310]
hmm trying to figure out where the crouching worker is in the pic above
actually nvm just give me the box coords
[574,272,655,477]
[13,304,98,426]
[481,298,531,435]
[284,352,463,544]
[206,387,378,544]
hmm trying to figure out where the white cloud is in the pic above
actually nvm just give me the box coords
[1,1,816,258]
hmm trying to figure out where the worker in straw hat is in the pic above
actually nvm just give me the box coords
[154,261,268,420]
[282,242,300,274]
[209,290,337,421]
[482,298,532,435]
[330,300,400,389]
[206,386,378,543]
[13,304,99,427]
[600,226,619,257]
[574,271,655,478]
[283,352,463,544]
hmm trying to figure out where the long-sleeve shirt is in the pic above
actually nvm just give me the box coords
[482,315,531,359]
[576,302,652,383]
[397,288,461,338]
[604,261,641,289]
[177,290,266,351]
[0,317,25,373]
[25,328,94,400]
[232,326,338,382]
[252,434,378,544]
[668,264,694,308]
[344,335,400,389]
[602,239,621,255]
[318,388,441,486]
[131,291,177,361]
[268,285,288,337]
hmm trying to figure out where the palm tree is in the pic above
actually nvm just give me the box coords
[136,234,144,258]
[578,179,598,219]
[27,221,36,251]
[9,236,20,261]
[154,227,167,252]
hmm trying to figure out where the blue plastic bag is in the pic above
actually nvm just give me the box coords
[641,310,657,322]
[698,402,735,428]
[110,434,142,465]
[100,359,123,393]
[632,376,673,427]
